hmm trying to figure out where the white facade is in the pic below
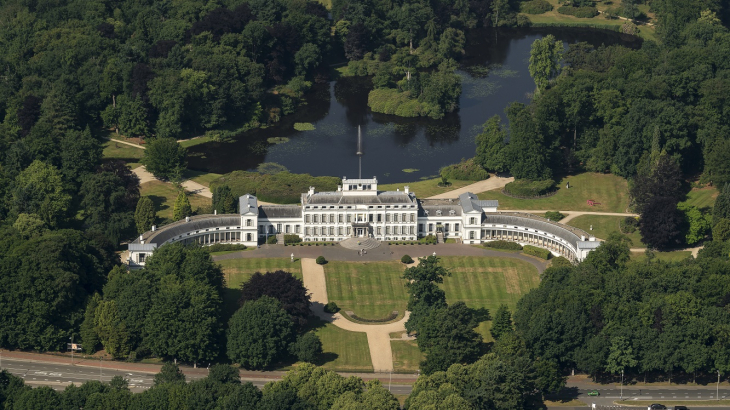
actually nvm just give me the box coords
[127,176,600,267]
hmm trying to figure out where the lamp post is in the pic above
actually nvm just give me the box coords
[432,252,436,257]
[620,369,624,399]
[69,336,74,365]
[718,370,721,401]
[291,253,294,263]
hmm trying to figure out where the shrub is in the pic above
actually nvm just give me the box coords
[419,235,438,244]
[289,333,322,363]
[504,179,556,198]
[267,236,278,244]
[551,256,572,268]
[523,245,551,259]
[205,244,247,253]
[316,256,327,265]
[284,234,302,244]
[620,216,638,234]
[401,255,414,264]
[544,211,566,221]
[484,240,523,250]
[521,0,552,14]
[440,158,489,181]
[557,6,599,18]
[324,301,340,313]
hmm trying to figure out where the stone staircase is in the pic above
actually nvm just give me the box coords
[339,237,381,250]
[436,233,444,244]
[276,233,285,245]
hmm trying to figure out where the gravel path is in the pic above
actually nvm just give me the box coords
[133,166,212,198]
[426,175,514,199]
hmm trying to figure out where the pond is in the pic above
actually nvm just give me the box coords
[187,27,641,183]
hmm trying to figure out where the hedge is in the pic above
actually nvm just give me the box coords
[284,234,302,244]
[550,256,572,268]
[266,236,277,244]
[419,235,438,244]
[557,6,599,18]
[484,240,523,250]
[401,255,414,264]
[544,211,566,221]
[204,243,247,252]
[523,245,551,260]
[210,170,340,204]
[503,179,556,198]
[521,0,552,14]
[440,158,489,181]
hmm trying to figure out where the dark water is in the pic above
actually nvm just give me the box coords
[187,27,641,183]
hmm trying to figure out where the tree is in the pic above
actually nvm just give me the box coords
[529,35,563,93]
[679,203,711,245]
[117,95,150,138]
[94,299,132,359]
[173,190,193,221]
[80,167,140,245]
[506,102,552,180]
[403,256,451,333]
[81,293,102,354]
[227,296,295,369]
[713,184,730,226]
[714,219,730,242]
[294,43,321,77]
[475,116,508,173]
[153,363,186,386]
[490,304,513,341]
[11,160,71,228]
[208,364,241,385]
[60,127,102,187]
[640,196,684,250]
[135,196,156,234]
[605,336,638,377]
[12,213,47,239]
[631,153,685,214]
[239,270,311,329]
[418,303,485,375]
[289,332,323,363]
[141,138,186,181]
[212,185,237,214]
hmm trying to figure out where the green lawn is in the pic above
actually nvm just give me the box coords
[630,250,693,263]
[391,340,423,373]
[314,321,373,372]
[478,173,629,213]
[183,169,223,187]
[218,257,302,289]
[102,140,144,168]
[324,261,409,320]
[568,215,643,247]
[379,177,474,199]
[139,180,211,223]
[681,187,718,211]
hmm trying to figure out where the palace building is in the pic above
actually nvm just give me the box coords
[127,176,600,268]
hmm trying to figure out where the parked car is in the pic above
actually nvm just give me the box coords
[587,390,600,396]
[649,405,667,410]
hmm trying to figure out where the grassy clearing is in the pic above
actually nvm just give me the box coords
[568,215,643,246]
[379,177,474,198]
[616,399,730,407]
[139,180,211,222]
[391,340,423,373]
[183,169,223,187]
[630,250,693,263]
[218,258,302,290]
[681,187,718,211]
[102,140,144,168]
[314,321,373,372]
[324,261,409,320]
[178,135,214,148]
[438,256,540,342]
[478,173,629,213]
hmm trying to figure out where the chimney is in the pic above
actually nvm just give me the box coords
[151,225,156,232]
[139,235,144,242]
[308,186,315,196]
[185,216,190,222]
[589,237,596,241]
[404,186,410,194]
[581,235,586,241]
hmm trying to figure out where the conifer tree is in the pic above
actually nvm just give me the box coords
[490,304,513,341]
[173,190,192,221]
[135,196,156,234]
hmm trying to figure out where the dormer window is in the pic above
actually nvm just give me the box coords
[449,210,455,215]
[436,210,442,216]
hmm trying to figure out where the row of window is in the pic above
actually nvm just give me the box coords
[304,213,416,223]
[305,204,415,209]
[302,226,419,236]
[258,224,301,234]
[418,223,460,232]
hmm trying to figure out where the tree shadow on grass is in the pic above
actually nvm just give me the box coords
[147,194,170,214]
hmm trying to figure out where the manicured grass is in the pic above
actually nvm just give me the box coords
[379,177,474,199]
[183,169,223,187]
[630,250,693,263]
[139,180,211,222]
[478,173,629,213]
[324,261,409,320]
[102,140,144,168]
[681,187,718,211]
[438,256,540,342]
[568,215,643,247]
[217,258,302,290]
[179,135,214,148]
[314,321,373,372]
[391,340,423,373]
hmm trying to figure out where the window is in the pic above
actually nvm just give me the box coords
[139,253,146,263]
[305,227,310,235]
[259,225,264,233]
[385,214,391,222]
[470,217,476,225]
[338,227,343,235]
[445,223,450,232]
[329,227,334,235]
[314,227,319,235]
[393,214,398,222]
[402,213,406,222]
[377,227,382,235]
[246,219,252,226]
[347,214,352,222]
[386,226,390,234]
[330,214,335,222]
[368,214,373,222]
[455,223,460,232]
[410,226,415,234]
[419,224,424,232]
[295,225,301,233]
[313,215,318,223]
[285,225,291,233]
[305,215,310,223]
[410,214,415,222]
[428,223,433,231]
[377,214,382,222]
[469,231,475,239]
[338,214,343,223]
[321,213,327,223]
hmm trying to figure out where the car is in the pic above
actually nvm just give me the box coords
[649,405,667,410]
[673,406,688,410]
[587,390,600,396]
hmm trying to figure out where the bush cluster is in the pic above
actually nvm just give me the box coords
[266,236,277,244]
[204,244,247,252]
[210,170,340,204]
[544,211,566,221]
[284,234,302,244]
[484,240,523,250]
[343,53,381,76]
[523,245,551,259]
[521,0,553,14]
[316,256,327,265]
[504,179,556,198]
[620,216,639,234]
[324,301,339,313]
[557,6,599,18]
[419,235,438,244]
[401,254,414,264]
[349,311,399,323]
[368,88,430,118]
[440,158,489,181]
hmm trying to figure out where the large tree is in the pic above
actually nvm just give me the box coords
[418,302,485,374]
[141,138,186,181]
[402,256,451,333]
[135,196,156,234]
[11,160,72,228]
[528,34,563,94]
[475,116,508,173]
[239,270,311,329]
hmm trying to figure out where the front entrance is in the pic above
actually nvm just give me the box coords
[357,228,365,237]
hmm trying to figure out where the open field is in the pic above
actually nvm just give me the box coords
[478,173,629,213]
[102,140,144,168]
[391,340,423,373]
[139,180,211,222]
[681,187,718,211]
[218,257,302,289]
[630,250,693,263]
[183,169,223,187]
[379,177,473,199]
[324,261,409,320]
[314,321,373,372]
[568,215,643,247]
